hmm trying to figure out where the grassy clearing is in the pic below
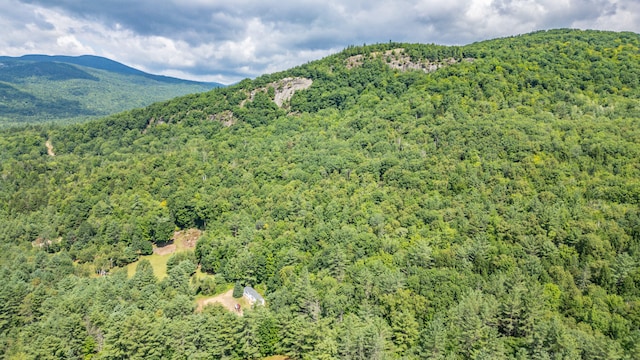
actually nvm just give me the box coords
[125,229,201,279]
[193,266,215,282]
[126,252,171,279]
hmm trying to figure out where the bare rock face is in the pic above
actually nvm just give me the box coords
[245,77,313,108]
[345,54,365,69]
[211,77,313,125]
[45,139,55,156]
[345,48,474,73]
[273,77,313,107]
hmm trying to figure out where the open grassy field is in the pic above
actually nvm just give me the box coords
[126,252,171,279]
[125,229,202,279]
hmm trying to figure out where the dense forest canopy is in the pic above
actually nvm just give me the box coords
[1,29,640,359]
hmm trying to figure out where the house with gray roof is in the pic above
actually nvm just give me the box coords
[243,286,265,306]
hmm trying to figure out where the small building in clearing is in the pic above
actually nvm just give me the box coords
[243,286,265,306]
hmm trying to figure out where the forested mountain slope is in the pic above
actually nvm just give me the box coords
[0,55,222,127]
[1,29,640,359]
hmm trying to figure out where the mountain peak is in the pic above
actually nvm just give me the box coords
[1,54,219,86]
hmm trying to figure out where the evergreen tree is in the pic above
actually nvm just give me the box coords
[233,281,244,298]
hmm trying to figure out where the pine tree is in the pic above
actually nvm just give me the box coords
[233,281,244,298]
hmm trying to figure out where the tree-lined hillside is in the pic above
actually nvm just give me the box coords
[0,55,222,127]
[1,29,640,359]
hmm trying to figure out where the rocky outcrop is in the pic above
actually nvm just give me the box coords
[345,48,473,73]
[45,139,55,156]
[208,110,235,127]
[246,77,313,108]
[273,77,313,107]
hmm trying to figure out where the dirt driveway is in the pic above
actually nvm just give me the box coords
[196,289,247,315]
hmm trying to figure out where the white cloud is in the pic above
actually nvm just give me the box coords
[55,35,94,54]
[573,0,640,32]
[1,0,638,84]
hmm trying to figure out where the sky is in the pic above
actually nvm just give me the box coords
[1,0,638,84]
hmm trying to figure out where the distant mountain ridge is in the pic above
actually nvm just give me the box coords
[0,54,222,87]
[0,54,224,126]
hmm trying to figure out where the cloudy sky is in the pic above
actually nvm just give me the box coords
[1,0,638,84]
